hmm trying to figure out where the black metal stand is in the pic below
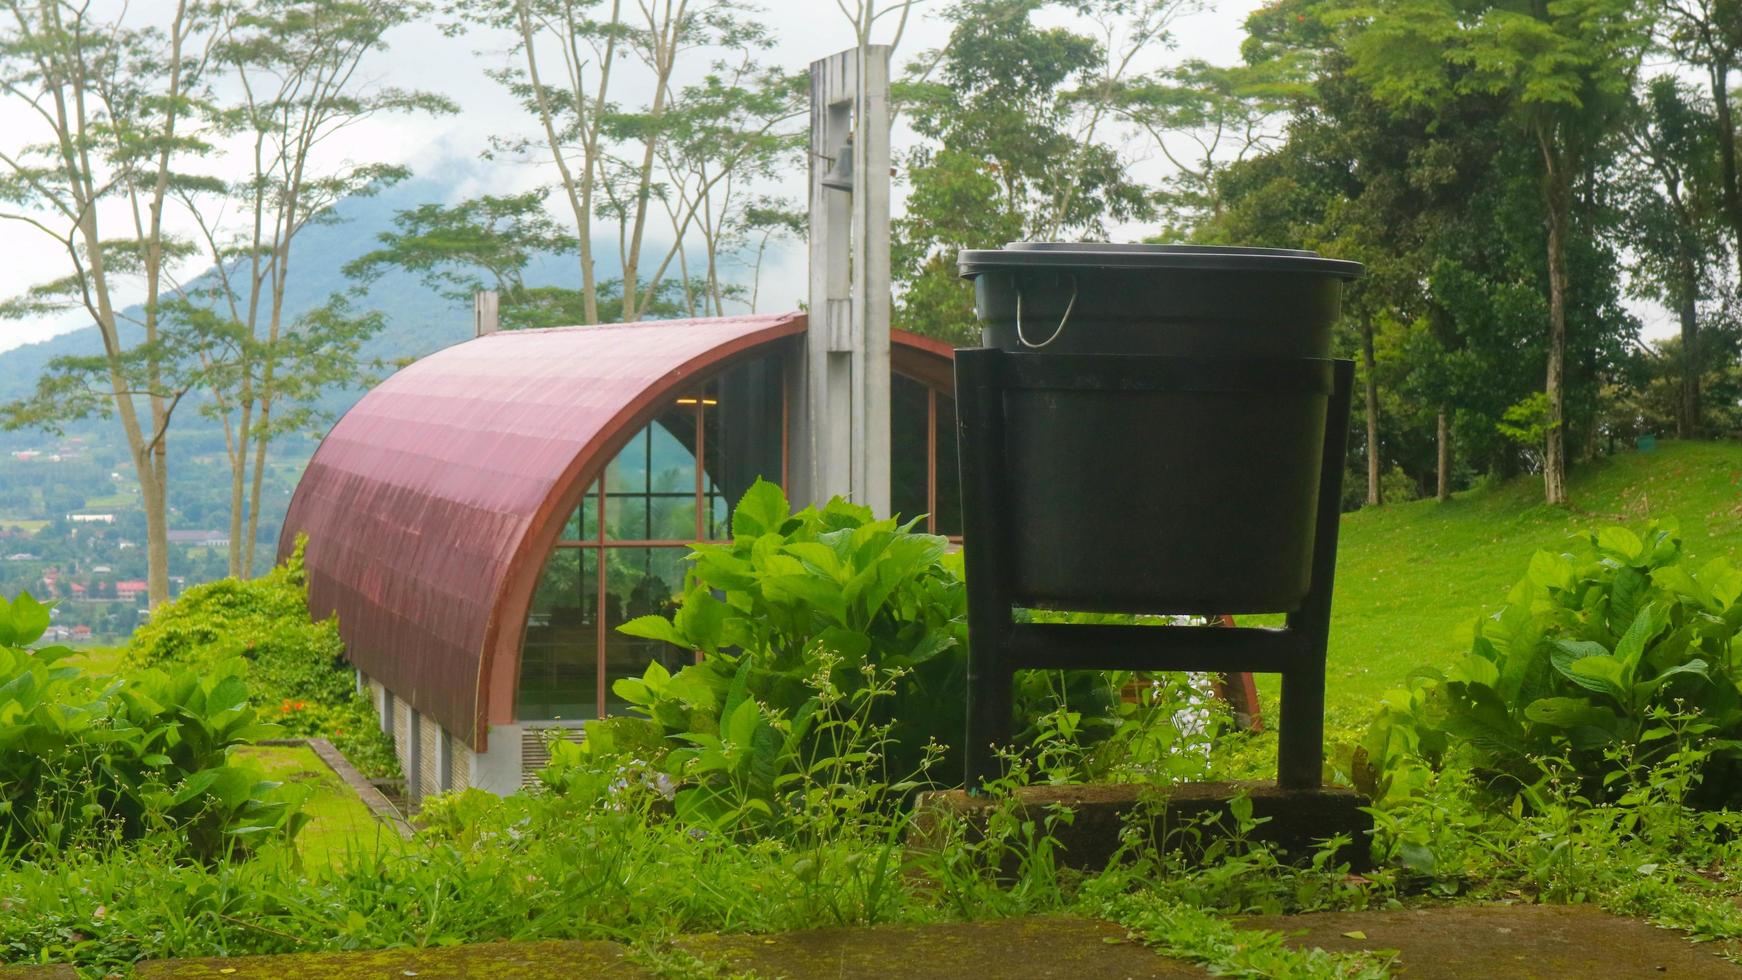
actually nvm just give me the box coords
[956,350,1354,790]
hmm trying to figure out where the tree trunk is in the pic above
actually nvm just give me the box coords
[620,0,682,321]
[142,459,170,606]
[1360,311,1381,507]
[1710,55,1742,282]
[226,401,250,576]
[1540,127,1570,506]
[1677,253,1701,439]
[1436,408,1451,502]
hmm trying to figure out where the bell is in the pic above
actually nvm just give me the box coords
[820,132,854,193]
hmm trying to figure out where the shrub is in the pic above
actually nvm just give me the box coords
[1346,520,1742,807]
[0,592,305,861]
[127,539,398,778]
[595,481,1209,831]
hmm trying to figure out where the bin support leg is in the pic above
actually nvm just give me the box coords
[1278,359,1354,790]
[957,349,1015,790]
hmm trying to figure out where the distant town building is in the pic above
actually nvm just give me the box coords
[115,580,148,602]
[67,514,115,524]
[168,530,230,548]
[5,553,37,561]
[10,450,38,461]
[70,625,91,640]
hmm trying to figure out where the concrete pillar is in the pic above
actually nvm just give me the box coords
[793,46,892,516]
[436,727,453,793]
[475,290,500,337]
[406,709,422,802]
[378,682,393,736]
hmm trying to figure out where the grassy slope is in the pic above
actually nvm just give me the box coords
[232,745,394,866]
[1308,439,1742,727]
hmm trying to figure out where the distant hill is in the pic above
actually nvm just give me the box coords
[0,176,786,556]
[0,178,472,412]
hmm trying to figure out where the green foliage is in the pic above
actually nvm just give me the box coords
[1347,519,1742,806]
[126,539,398,778]
[0,592,304,862]
[893,0,1156,344]
[597,481,1196,832]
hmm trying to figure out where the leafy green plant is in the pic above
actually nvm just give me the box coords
[1347,520,1742,806]
[597,481,1185,831]
[126,538,398,778]
[0,591,305,862]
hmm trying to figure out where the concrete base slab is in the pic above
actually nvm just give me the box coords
[132,940,649,979]
[1242,903,1741,978]
[678,916,1204,978]
[913,780,1373,871]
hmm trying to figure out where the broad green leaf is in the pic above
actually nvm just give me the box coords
[1448,653,1500,689]
[618,614,690,647]
[1528,550,1574,591]
[1596,526,1642,562]
[1653,565,1712,607]
[1523,696,1618,731]
[10,593,50,646]
[1613,603,1669,675]
[0,596,18,648]
[1566,655,1628,703]
[1607,566,1647,634]
[1701,558,1742,610]
[732,479,789,539]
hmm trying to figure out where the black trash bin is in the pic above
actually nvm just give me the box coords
[956,243,1364,614]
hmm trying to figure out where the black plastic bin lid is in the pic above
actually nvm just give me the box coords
[957,242,1365,280]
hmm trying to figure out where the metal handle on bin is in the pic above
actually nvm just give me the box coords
[1015,272,1077,349]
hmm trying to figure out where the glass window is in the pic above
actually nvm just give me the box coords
[517,547,598,720]
[605,411,699,542]
[517,350,788,723]
[602,546,692,715]
[561,481,600,542]
[891,374,931,530]
[934,393,962,536]
[708,356,784,535]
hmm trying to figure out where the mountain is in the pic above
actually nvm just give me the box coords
[0,176,786,561]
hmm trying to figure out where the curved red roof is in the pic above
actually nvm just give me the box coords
[282,314,955,750]
[282,314,804,748]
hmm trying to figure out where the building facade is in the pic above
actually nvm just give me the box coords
[280,314,959,799]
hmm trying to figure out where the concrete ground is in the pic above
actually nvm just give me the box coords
[4,904,1737,978]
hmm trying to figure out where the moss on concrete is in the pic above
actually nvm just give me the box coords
[1241,903,1741,978]
[0,965,78,979]
[135,940,650,979]
[678,915,1205,978]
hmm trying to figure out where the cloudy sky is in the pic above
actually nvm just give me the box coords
[0,1,1265,353]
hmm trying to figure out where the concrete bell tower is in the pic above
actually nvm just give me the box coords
[790,44,893,515]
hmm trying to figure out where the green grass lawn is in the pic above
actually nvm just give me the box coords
[64,644,127,675]
[232,744,396,866]
[0,518,48,532]
[1300,439,1742,729]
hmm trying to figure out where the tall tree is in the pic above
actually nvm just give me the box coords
[1110,56,1298,233]
[0,0,218,608]
[1660,0,1742,282]
[186,0,454,577]
[894,0,1154,343]
[449,0,784,324]
[1339,0,1647,504]
[1620,76,1728,438]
